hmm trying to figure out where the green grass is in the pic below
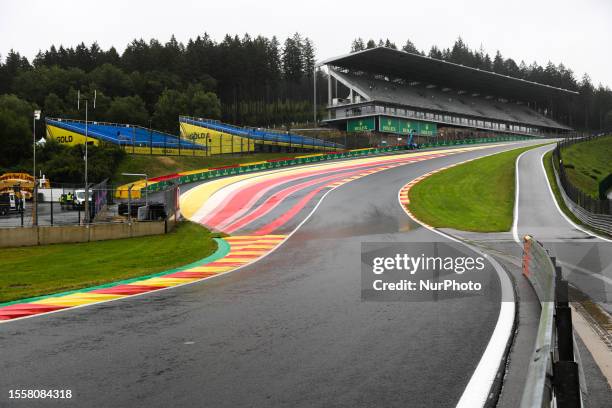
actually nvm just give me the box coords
[408,144,548,232]
[542,150,612,239]
[113,152,304,185]
[560,135,612,198]
[0,221,217,303]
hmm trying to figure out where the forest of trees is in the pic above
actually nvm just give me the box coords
[1,34,611,178]
[0,33,320,133]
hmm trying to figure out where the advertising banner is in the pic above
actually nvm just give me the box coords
[347,117,376,132]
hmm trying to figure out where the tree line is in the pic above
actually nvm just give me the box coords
[0,32,321,178]
[0,33,319,131]
[351,37,612,130]
[1,33,611,180]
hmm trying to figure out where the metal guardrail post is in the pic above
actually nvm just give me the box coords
[127,184,133,224]
[520,235,583,408]
[553,362,581,408]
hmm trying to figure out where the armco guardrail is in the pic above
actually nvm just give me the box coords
[520,236,583,408]
[551,138,612,235]
[117,135,531,198]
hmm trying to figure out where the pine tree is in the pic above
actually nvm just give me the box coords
[351,38,365,52]
[492,51,505,74]
[302,37,315,78]
[402,39,419,54]
[282,34,303,82]
[428,46,443,60]
[267,36,282,81]
[384,39,397,49]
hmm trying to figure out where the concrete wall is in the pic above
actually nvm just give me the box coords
[39,225,89,245]
[0,226,38,247]
[0,221,168,248]
[131,221,165,237]
[89,222,132,242]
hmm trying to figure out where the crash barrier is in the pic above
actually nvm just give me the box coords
[552,137,612,235]
[0,220,167,248]
[520,236,584,408]
[116,135,532,199]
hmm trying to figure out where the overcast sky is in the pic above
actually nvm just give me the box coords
[1,0,611,87]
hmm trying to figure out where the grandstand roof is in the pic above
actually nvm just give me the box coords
[319,47,578,103]
[330,70,570,130]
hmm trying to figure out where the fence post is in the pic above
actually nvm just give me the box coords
[127,184,133,224]
[50,189,53,226]
[553,362,581,408]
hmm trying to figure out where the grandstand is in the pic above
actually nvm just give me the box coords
[46,118,206,156]
[318,47,577,138]
[44,117,343,157]
[179,116,344,154]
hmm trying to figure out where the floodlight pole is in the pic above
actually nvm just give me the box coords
[79,90,96,224]
[32,111,40,226]
[33,115,36,186]
[313,66,317,125]
[85,99,89,223]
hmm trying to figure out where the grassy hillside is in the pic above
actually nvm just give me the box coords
[543,150,611,239]
[407,144,547,232]
[113,152,303,185]
[561,136,612,198]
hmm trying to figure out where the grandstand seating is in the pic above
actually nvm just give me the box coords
[333,70,569,130]
[46,119,204,150]
[179,117,343,149]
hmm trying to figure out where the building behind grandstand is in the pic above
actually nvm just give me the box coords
[317,47,577,142]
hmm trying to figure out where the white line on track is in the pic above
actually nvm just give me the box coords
[397,158,517,408]
[5,153,423,324]
[2,182,343,325]
[2,145,517,325]
[538,145,612,243]
[512,150,530,243]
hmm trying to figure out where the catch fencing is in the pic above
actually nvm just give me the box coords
[0,182,180,232]
[520,236,584,408]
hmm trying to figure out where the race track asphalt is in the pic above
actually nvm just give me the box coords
[1,141,541,408]
[515,144,612,313]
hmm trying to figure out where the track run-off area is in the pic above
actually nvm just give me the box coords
[2,140,547,408]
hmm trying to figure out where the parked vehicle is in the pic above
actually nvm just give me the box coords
[73,189,92,209]
[0,192,21,216]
